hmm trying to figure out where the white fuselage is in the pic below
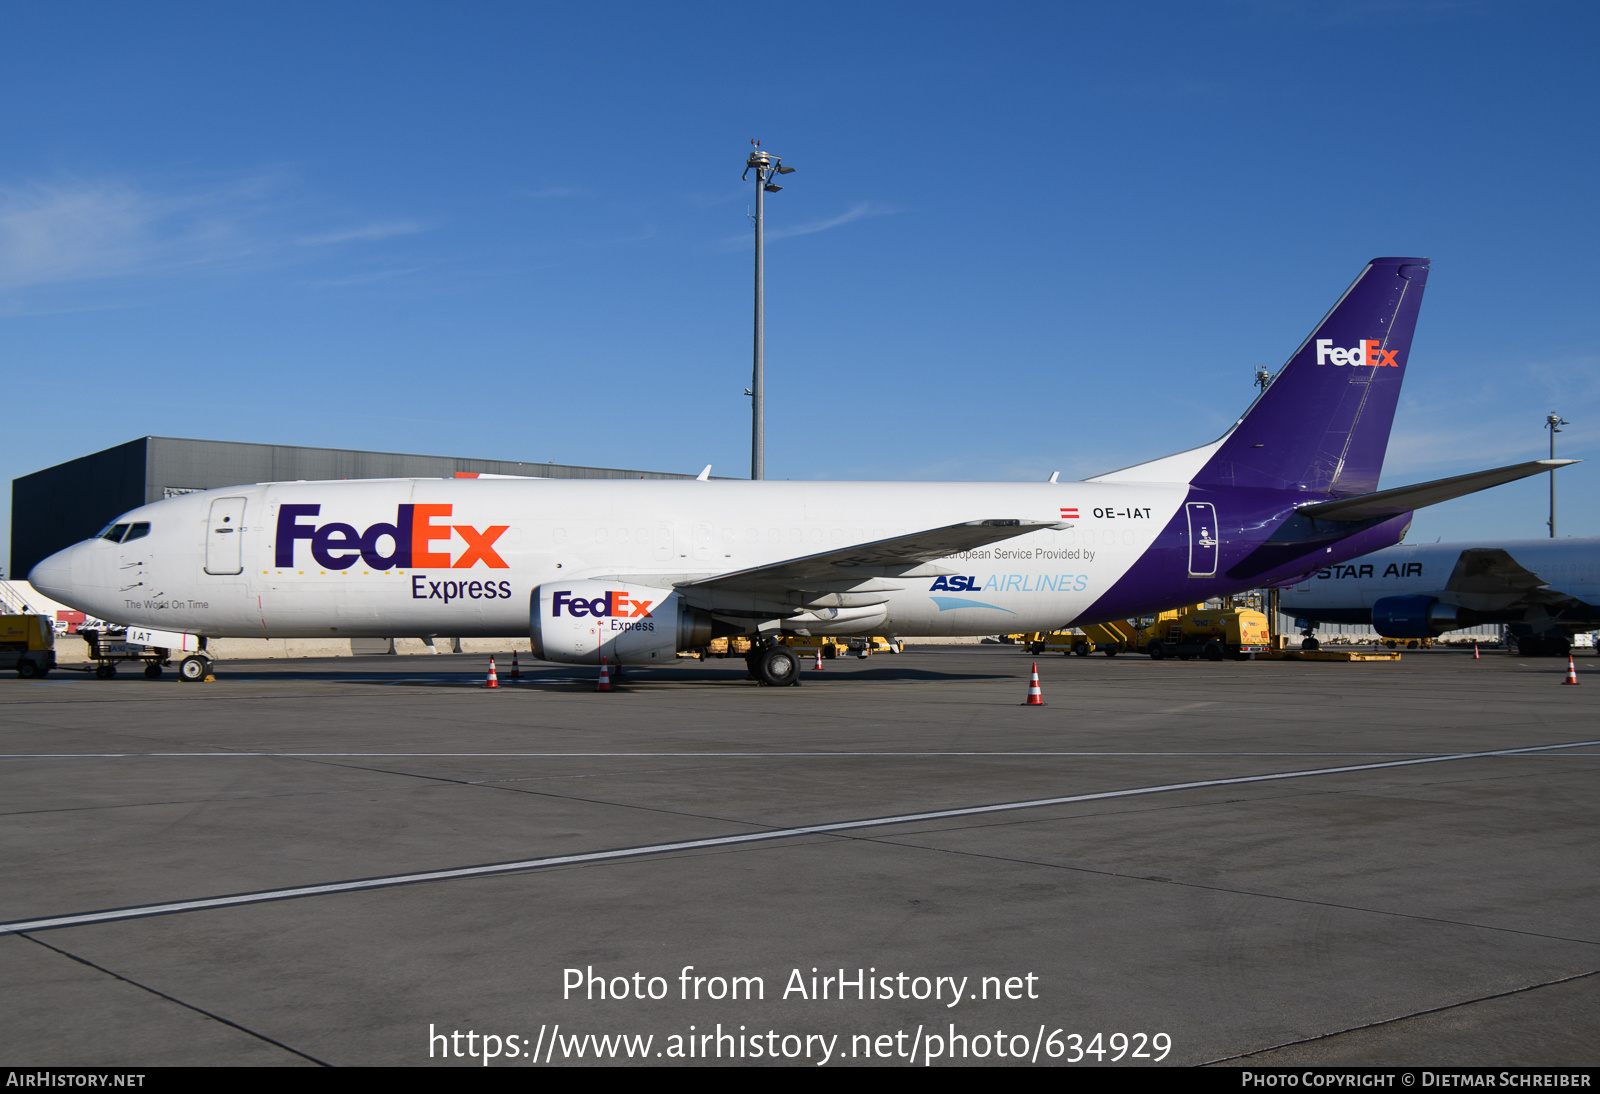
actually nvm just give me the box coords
[30,478,1187,640]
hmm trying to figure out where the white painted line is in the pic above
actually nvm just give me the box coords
[3,737,1595,936]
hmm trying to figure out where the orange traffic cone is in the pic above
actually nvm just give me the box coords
[510,651,522,680]
[1473,643,1480,660]
[1021,661,1044,705]
[1563,654,1579,685]
[484,656,499,689]
[813,647,824,670]
[597,656,612,693]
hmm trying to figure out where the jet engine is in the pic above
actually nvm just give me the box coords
[1370,595,1464,638]
[530,580,712,664]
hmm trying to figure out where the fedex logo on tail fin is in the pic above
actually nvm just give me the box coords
[1315,339,1399,367]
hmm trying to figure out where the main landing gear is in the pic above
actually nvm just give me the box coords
[745,642,801,687]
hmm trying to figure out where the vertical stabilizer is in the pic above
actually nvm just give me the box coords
[1192,257,1429,495]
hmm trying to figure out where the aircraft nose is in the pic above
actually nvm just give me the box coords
[28,544,90,606]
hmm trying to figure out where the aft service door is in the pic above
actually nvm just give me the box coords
[205,497,247,575]
[1186,502,1218,577]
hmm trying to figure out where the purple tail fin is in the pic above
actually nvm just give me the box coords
[1193,257,1429,496]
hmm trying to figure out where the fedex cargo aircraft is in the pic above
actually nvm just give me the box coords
[27,257,1574,684]
[1282,538,1600,657]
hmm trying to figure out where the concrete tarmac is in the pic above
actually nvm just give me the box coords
[1,645,1596,1067]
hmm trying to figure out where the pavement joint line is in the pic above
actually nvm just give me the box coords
[3,736,1597,937]
[1200,969,1600,1065]
[18,933,333,1066]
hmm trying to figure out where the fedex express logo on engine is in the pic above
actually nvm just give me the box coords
[275,504,508,570]
[550,590,654,618]
[1315,339,1398,367]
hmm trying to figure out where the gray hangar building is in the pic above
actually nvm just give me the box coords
[11,436,703,579]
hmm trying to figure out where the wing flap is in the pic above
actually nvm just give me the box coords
[675,518,1068,612]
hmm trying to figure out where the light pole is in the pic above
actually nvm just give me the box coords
[1546,412,1569,537]
[742,140,794,480]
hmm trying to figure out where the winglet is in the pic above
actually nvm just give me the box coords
[696,465,711,481]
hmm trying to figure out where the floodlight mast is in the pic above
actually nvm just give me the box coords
[1547,412,1569,537]
[742,140,794,480]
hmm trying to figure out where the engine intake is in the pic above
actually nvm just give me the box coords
[1371,595,1462,638]
[530,580,712,664]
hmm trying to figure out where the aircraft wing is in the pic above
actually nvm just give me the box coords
[1442,547,1579,612]
[1297,460,1578,522]
[675,519,1067,614]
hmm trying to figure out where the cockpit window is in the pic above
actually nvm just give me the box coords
[101,524,130,543]
[123,523,151,542]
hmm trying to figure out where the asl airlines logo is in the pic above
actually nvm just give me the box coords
[1315,339,1399,367]
[275,504,509,570]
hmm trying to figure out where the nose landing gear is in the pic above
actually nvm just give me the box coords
[178,655,212,682]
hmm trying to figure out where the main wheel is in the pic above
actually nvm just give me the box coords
[179,656,209,682]
[96,663,116,679]
[144,663,163,680]
[1301,637,1321,651]
[755,646,801,687]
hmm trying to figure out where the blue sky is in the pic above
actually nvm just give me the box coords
[4,1,1597,572]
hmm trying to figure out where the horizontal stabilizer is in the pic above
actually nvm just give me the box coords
[1297,460,1579,522]
[679,519,1067,595]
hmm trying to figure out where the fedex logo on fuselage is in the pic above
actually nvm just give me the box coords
[550,590,654,618]
[275,504,509,570]
[1315,339,1399,367]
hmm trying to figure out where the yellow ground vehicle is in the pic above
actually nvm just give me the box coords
[704,636,757,658]
[1,615,56,678]
[777,635,903,658]
[1027,605,1271,661]
[1144,607,1271,661]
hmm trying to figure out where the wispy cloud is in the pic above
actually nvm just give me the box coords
[1380,348,1600,479]
[295,220,429,246]
[0,173,428,297]
[718,201,897,249]
[769,202,898,241]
